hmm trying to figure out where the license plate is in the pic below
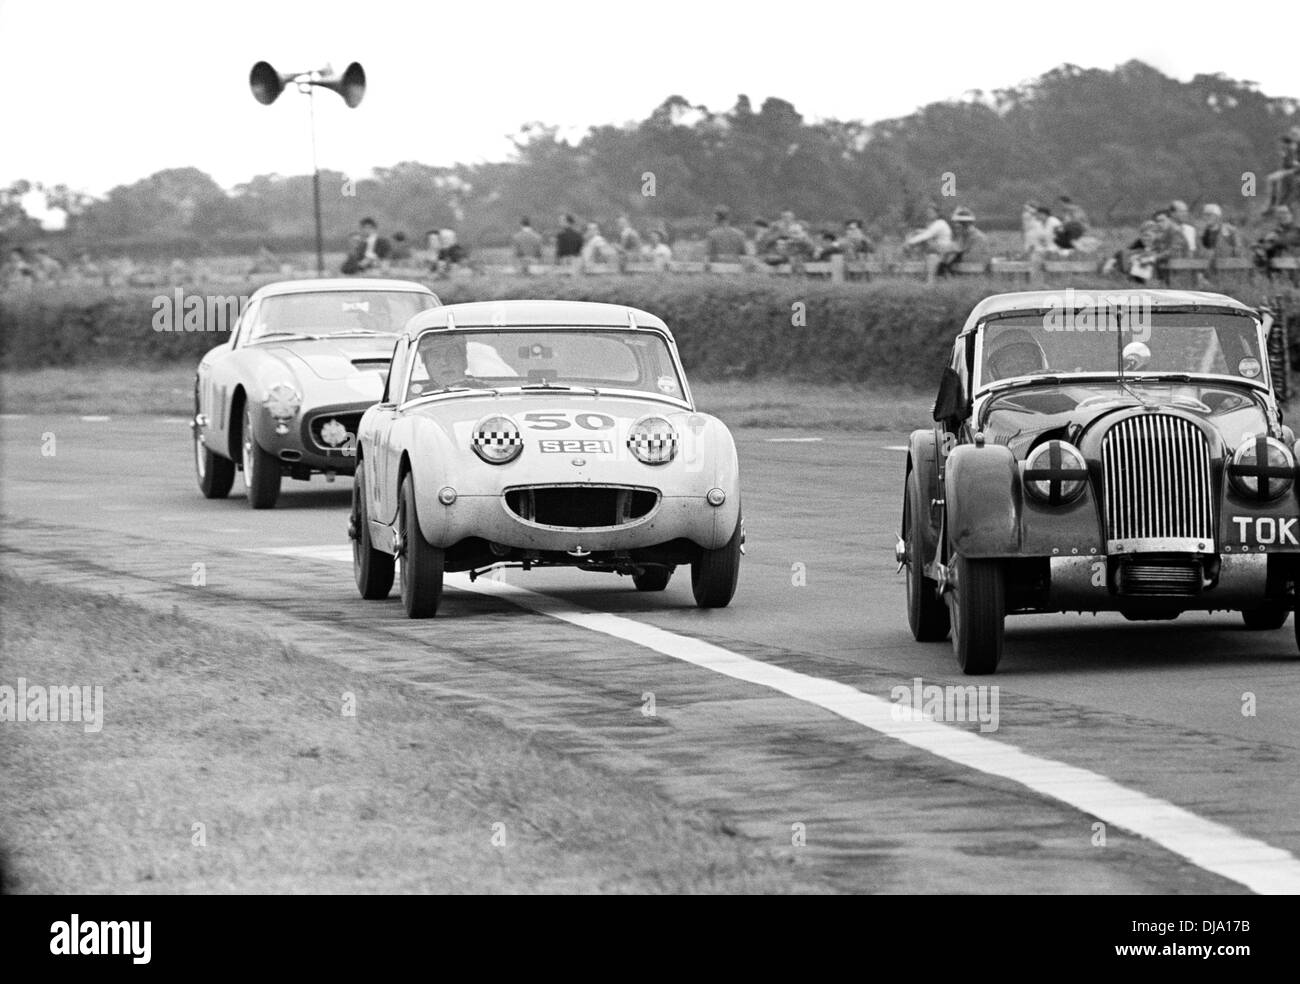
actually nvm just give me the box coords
[538,439,613,453]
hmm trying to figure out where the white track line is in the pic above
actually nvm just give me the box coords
[79,415,111,422]
[258,543,1300,894]
[884,445,908,451]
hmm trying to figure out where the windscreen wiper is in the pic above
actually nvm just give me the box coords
[519,382,601,396]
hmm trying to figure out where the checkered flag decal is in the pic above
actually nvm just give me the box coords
[474,429,523,449]
[627,428,677,461]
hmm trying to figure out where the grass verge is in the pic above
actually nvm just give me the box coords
[0,569,825,893]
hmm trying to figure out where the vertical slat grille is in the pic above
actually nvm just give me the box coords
[1101,414,1214,551]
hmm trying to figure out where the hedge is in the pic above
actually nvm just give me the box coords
[2,277,1298,385]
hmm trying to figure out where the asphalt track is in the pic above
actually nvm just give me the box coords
[3,414,1299,893]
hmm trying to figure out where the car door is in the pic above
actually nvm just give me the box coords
[369,336,407,525]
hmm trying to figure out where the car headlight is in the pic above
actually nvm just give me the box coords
[627,415,678,465]
[1023,440,1089,505]
[1229,436,1295,502]
[471,414,523,464]
[264,383,302,421]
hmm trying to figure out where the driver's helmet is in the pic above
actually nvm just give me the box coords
[985,327,1048,380]
[413,332,468,395]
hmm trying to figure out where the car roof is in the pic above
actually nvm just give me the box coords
[962,289,1256,334]
[249,278,438,300]
[401,300,673,339]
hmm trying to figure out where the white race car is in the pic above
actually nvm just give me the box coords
[349,300,743,617]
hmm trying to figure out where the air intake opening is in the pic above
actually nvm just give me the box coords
[506,486,658,528]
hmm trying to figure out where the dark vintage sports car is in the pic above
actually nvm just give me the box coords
[899,289,1297,674]
[193,278,440,508]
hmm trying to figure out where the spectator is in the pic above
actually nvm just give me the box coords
[1034,205,1062,255]
[939,207,991,275]
[435,228,466,271]
[555,213,584,264]
[1054,196,1089,251]
[389,232,413,263]
[751,218,784,266]
[1153,209,1190,260]
[782,221,815,261]
[1253,205,1300,272]
[341,217,390,275]
[615,215,642,256]
[648,229,673,271]
[1169,200,1198,254]
[1198,204,1243,258]
[512,217,544,268]
[841,219,873,259]
[812,230,843,261]
[906,202,953,281]
[705,207,747,261]
[2,247,34,289]
[581,222,617,265]
[1112,220,1162,283]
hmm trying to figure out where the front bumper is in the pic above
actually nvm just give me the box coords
[1044,553,1282,612]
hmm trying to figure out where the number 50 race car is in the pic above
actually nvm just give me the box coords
[900,289,1297,674]
[349,300,743,617]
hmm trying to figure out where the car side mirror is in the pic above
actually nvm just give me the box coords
[933,367,969,431]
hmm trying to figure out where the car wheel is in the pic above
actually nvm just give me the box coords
[242,404,282,509]
[194,407,234,500]
[1242,604,1289,630]
[633,566,673,592]
[691,512,742,608]
[905,469,950,641]
[398,473,444,619]
[351,461,394,600]
[947,553,1005,675]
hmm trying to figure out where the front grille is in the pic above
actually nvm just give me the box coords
[506,485,658,528]
[1101,414,1214,553]
[307,412,362,452]
[1115,559,1205,596]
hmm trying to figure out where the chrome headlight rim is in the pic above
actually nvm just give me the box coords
[1023,439,1089,505]
[626,414,679,466]
[1229,435,1295,502]
[264,382,302,421]
[471,413,523,465]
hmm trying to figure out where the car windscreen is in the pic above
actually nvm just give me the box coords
[406,328,685,400]
[979,311,1264,386]
[249,291,435,340]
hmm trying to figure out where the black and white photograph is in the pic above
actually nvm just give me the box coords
[1,0,1297,942]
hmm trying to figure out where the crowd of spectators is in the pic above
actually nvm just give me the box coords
[6,124,1300,291]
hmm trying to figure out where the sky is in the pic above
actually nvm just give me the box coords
[3,0,1298,204]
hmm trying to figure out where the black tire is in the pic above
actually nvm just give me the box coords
[351,461,394,600]
[241,403,282,509]
[947,553,1005,675]
[398,473,444,619]
[194,402,235,499]
[633,566,673,592]
[905,469,950,641]
[1242,604,1289,630]
[691,512,742,608]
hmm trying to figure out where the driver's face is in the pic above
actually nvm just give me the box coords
[422,336,467,384]
[993,345,1042,378]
